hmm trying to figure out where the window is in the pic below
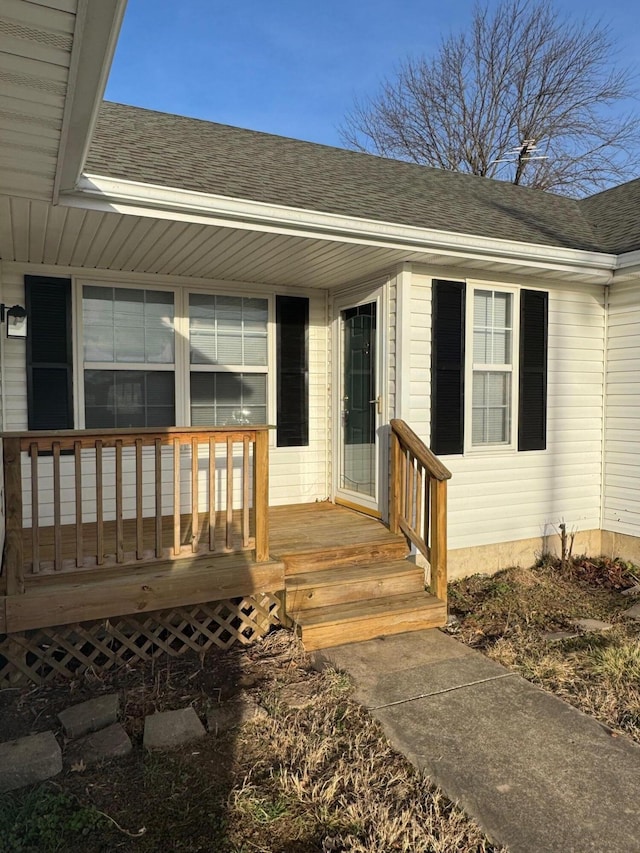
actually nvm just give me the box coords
[469,289,515,447]
[189,294,268,426]
[26,276,310,444]
[431,279,547,455]
[82,286,175,428]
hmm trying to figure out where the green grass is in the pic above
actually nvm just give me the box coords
[0,785,105,853]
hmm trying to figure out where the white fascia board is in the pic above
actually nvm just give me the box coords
[53,0,128,201]
[613,249,640,276]
[63,173,616,282]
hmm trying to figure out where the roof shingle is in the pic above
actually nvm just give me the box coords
[85,102,637,255]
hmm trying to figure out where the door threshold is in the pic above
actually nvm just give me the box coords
[334,496,383,520]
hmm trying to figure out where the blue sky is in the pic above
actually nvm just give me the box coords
[105,0,640,148]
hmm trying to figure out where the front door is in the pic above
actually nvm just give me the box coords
[336,297,381,515]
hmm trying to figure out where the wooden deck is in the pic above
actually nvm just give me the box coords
[1,419,451,657]
[1,501,448,646]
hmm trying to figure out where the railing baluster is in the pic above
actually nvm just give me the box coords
[191,437,199,553]
[424,472,431,549]
[53,441,62,571]
[389,429,401,535]
[415,462,423,542]
[115,439,124,564]
[407,453,416,530]
[30,443,39,574]
[208,436,215,551]
[242,434,250,548]
[96,440,104,565]
[74,441,83,568]
[155,438,162,558]
[135,438,143,560]
[226,436,233,550]
[173,437,181,557]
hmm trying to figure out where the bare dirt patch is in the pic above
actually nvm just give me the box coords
[449,556,640,743]
[0,629,502,853]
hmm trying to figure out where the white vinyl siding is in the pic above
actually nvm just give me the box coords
[603,279,640,536]
[0,266,329,523]
[406,269,605,551]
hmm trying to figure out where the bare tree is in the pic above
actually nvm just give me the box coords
[340,0,640,195]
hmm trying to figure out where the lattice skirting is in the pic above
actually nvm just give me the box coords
[0,594,281,688]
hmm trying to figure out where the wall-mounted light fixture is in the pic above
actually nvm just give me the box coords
[0,304,27,339]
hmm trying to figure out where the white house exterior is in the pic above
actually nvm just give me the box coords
[3,0,640,585]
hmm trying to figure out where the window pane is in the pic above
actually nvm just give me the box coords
[190,372,267,426]
[473,289,512,365]
[244,334,268,365]
[115,326,145,362]
[84,370,174,429]
[85,324,115,362]
[217,333,243,365]
[472,371,510,445]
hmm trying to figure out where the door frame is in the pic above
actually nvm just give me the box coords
[331,280,389,519]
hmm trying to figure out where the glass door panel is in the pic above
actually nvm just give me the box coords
[340,302,377,498]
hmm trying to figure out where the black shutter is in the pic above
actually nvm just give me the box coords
[518,289,548,451]
[276,295,309,447]
[431,280,465,455]
[25,276,74,430]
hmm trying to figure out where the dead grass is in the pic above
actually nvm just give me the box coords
[449,556,640,743]
[0,629,502,853]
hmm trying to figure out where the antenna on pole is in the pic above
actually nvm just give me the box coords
[490,139,549,165]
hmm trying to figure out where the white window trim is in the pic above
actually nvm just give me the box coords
[73,278,275,432]
[463,282,520,454]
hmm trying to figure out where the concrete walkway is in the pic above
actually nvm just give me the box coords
[313,629,640,853]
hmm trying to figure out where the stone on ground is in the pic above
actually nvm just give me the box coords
[143,707,206,750]
[0,731,62,792]
[65,723,132,768]
[573,618,613,633]
[621,601,640,621]
[621,584,640,597]
[58,693,119,739]
[542,630,579,642]
[207,695,268,735]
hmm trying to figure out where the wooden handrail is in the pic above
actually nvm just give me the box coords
[1,425,267,452]
[389,419,451,604]
[1,425,273,591]
[389,419,452,482]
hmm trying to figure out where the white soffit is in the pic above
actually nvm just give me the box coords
[0,0,126,203]
[0,195,616,288]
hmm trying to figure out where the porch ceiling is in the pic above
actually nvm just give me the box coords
[0,195,612,288]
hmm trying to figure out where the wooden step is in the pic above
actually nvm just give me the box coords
[294,592,447,651]
[285,559,424,614]
[280,538,409,576]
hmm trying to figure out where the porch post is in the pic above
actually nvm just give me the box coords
[253,428,269,562]
[389,429,402,535]
[430,478,447,603]
[3,437,24,595]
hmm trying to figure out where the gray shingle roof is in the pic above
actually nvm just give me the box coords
[85,102,636,255]
[580,179,640,255]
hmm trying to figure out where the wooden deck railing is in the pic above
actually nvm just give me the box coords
[2,425,271,595]
[389,419,452,602]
